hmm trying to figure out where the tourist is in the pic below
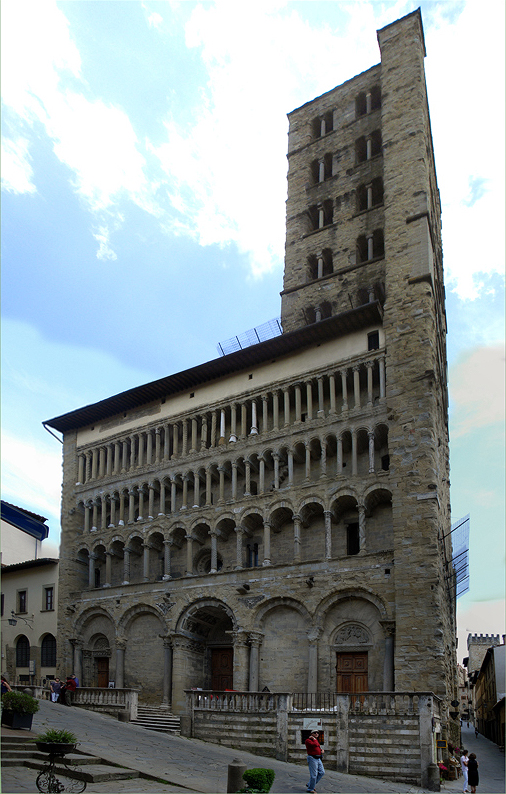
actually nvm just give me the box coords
[71,674,79,687]
[305,729,325,793]
[460,749,469,793]
[64,675,77,706]
[467,753,479,793]
[49,677,61,703]
[1,675,12,694]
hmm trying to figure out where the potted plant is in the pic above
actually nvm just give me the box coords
[35,728,78,755]
[1,690,40,730]
[240,768,275,793]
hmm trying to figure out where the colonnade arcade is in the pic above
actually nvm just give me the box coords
[76,422,389,536]
[74,486,393,589]
[76,353,386,487]
[69,591,395,706]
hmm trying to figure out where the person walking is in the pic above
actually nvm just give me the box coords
[305,729,325,793]
[467,752,479,793]
[49,677,61,703]
[460,749,469,793]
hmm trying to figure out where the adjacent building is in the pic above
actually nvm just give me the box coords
[45,8,458,772]
[467,635,505,746]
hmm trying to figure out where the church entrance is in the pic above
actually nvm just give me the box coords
[336,652,368,693]
[96,657,109,688]
[211,647,234,690]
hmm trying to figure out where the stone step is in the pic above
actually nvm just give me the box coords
[2,750,98,764]
[132,706,181,734]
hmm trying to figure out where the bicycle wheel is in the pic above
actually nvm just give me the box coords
[36,769,87,793]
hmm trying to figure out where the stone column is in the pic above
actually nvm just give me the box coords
[114,441,121,474]
[233,630,249,691]
[182,420,188,456]
[85,450,92,482]
[318,203,325,229]
[210,411,217,447]
[367,182,373,209]
[273,452,280,489]
[147,430,153,464]
[317,251,324,278]
[329,374,336,414]
[294,383,302,423]
[163,425,170,460]
[380,621,395,691]
[185,535,194,575]
[366,360,374,407]
[128,489,135,524]
[137,486,145,521]
[181,474,188,510]
[241,403,247,437]
[317,377,324,416]
[143,543,150,581]
[219,409,226,445]
[250,400,258,435]
[91,448,98,479]
[155,428,161,463]
[368,430,375,473]
[218,466,225,504]
[259,456,265,494]
[104,550,112,587]
[118,491,125,526]
[205,466,212,505]
[262,521,271,566]
[88,553,96,588]
[318,158,325,183]
[305,443,311,481]
[99,447,106,477]
[210,531,218,573]
[320,440,327,478]
[366,135,372,161]
[123,547,131,585]
[244,459,251,496]
[234,526,244,570]
[190,418,198,453]
[283,388,290,426]
[163,540,172,580]
[170,477,177,513]
[137,433,144,467]
[358,503,366,552]
[340,369,349,413]
[273,391,279,431]
[92,500,98,532]
[148,482,155,519]
[307,628,320,692]
[324,510,332,560]
[287,449,294,486]
[353,365,361,409]
[193,471,200,508]
[351,430,358,476]
[248,633,263,691]
[200,415,208,450]
[261,394,269,433]
[159,480,166,516]
[379,355,386,399]
[84,503,91,533]
[367,232,374,260]
[306,381,313,420]
[162,636,173,707]
[231,462,238,500]
[172,423,179,457]
[121,440,128,473]
[337,436,343,474]
[77,454,85,485]
[115,638,126,688]
[293,514,302,562]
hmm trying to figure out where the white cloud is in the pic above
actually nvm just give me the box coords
[450,345,505,436]
[1,137,36,194]
[93,225,118,262]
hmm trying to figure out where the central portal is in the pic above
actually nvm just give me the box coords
[336,652,368,693]
[211,647,233,690]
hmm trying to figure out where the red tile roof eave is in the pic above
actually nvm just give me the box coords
[44,302,383,434]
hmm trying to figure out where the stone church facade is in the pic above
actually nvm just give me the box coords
[46,8,457,737]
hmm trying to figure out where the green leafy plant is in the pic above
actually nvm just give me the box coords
[37,728,78,744]
[240,768,275,793]
[1,691,40,714]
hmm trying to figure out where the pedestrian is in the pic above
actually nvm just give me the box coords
[71,674,80,687]
[49,677,61,703]
[1,675,12,694]
[467,753,479,793]
[460,749,469,793]
[64,675,77,706]
[474,726,478,738]
[305,729,325,793]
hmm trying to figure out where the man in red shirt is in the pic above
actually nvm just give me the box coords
[64,675,77,706]
[305,730,325,793]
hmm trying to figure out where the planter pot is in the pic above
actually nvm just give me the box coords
[35,742,77,755]
[1,711,34,730]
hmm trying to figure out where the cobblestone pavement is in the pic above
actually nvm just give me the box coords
[2,703,504,794]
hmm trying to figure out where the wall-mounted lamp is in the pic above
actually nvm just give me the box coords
[6,611,34,627]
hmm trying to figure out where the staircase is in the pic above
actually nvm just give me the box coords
[131,705,181,734]
[1,736,141,783]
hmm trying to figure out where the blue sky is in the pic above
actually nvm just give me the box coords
[2,0,504,657]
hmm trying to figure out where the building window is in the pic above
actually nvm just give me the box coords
[357,229,384,263]
[347,524,360,555]
[311,153,333,183]
[44,587,54,611]
[308,200,333,232]
[355,130,382,163]
[312,111,333,139]
[16,635,30,667]
[247,543,259,568]
[307,249,333,281]
[41,634,57,667]
[355,86,381,117]
[368,331,380,350]
[17,590,27,614]
[357,177,384,211]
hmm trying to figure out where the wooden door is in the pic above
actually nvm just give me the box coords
[96,657,109,688]
[211,648,233,690]
[336,652,368,693]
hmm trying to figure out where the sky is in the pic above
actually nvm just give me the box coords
[1,0,504,661]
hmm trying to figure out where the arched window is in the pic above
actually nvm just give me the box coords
[16,635,30,667]
[312,111,333,139]
[41,634,57,667]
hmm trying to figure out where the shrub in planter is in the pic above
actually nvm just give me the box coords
[240,768,275,793]
[35,728,78,755]
[1,691,39,729]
